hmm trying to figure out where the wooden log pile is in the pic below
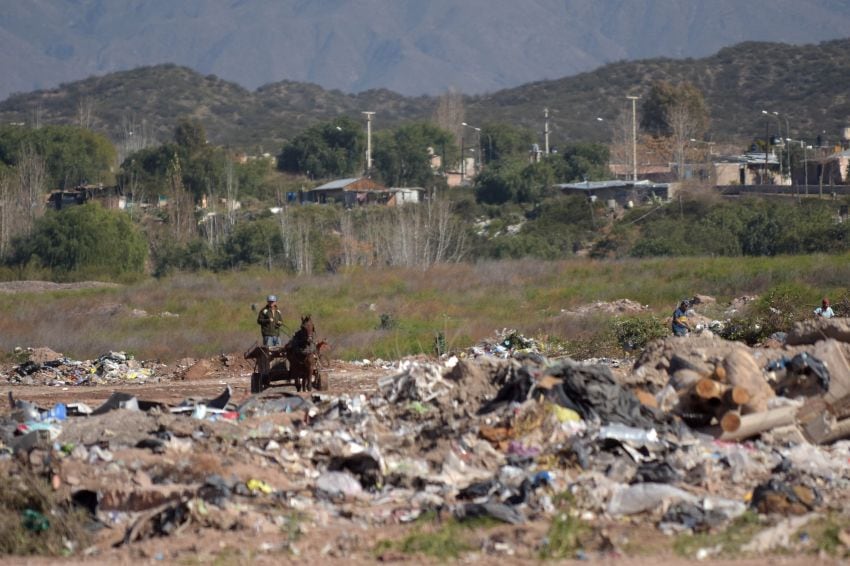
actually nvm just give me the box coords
[673,349,776,435]
[668,338,850,444]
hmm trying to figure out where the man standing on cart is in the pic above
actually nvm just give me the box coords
[257,294,284,346]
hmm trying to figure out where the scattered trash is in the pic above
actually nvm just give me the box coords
[3,307,850,561]
[246,478,274,495]
[21,509,50,532]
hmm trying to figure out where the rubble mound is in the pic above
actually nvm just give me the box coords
[726,295,759,315]
[562,299,649,316]
[27,346,63,364]
[786,317,850,346]
[630,333,750,389]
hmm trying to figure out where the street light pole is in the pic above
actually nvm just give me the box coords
[763,110,783,181]
[626,96,640,181]
[783,115,791,179]
[461,122,482,173]
[362,111,375,175]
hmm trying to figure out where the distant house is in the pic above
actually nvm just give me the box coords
[609,163,676,183]
[386,187,424,206]
[305,177,422,206]
[305,177,385,205]
[46,184,124,211]
[811,148,850,186]
[713,152,783,185]
[553,179,669,207]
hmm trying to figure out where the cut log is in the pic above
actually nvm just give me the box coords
[713,366,727,382]
[729,386,751,407]
[723,350,775,414]
[720,411,742,433]
[718,405,797,441]
[695,378,724,400]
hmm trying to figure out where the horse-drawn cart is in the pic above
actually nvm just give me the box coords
[244,343,329,394]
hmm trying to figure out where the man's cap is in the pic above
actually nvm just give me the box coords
[267,295,277,302]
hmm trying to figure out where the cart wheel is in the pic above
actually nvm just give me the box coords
[250,372,262,394]
[317,371,329,391]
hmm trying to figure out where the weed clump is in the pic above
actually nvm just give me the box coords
[538,512,587,559]
[720,283,814,344]
[375,519,473,560]
[0,472,92,556]
[614,315,668,351]
[673,511,761,558]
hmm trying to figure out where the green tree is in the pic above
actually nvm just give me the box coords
[554,143,611,182]
[0,125,116,189]
[8,203,147,279]
[474,159,525,204]
[474,158,558,205]
[174,118,207,153]
[117,144,179,201]
[372,122,456,187]
[277,117,364,179]
[118,119,231,203]
[480,123,535,163]
[216,216,284,269]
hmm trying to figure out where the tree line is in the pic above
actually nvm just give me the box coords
[2,78,848,282]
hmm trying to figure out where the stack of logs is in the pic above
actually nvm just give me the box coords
[678,350,777,437]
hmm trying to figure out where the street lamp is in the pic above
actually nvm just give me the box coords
[762,110,784,181]
[362,111,375,175]
[461,122,482,172]
[626,96,640,182]
[787,137,813,193]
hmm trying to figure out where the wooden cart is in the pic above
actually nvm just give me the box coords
[244,344,329,394]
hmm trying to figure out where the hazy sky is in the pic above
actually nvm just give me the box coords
[2,0,850,100]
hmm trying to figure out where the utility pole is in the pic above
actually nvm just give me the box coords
[460,136,465,184]
[626,96,640,181]
[362,111,375,175]
[544,108,550,156]
[764,120,769,185]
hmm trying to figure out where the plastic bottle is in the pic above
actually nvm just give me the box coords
[40,403,67,422]
[607,483,697,516]
[598,423,658,445]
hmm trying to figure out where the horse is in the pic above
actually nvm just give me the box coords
[286,315,319,392]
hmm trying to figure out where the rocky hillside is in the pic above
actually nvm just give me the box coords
[2,39,850,150]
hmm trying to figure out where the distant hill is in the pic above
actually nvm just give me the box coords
[2,39,850,152]
[3,0,850,101]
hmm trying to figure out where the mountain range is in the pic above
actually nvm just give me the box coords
[3,37,850,153]
[3,0,850,102]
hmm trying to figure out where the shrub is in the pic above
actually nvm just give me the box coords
[719,283,814,344]
[615,315,668,350]
[0,472,92,556]
[8,203,147,280]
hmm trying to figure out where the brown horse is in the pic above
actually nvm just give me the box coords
[286,315,318,392]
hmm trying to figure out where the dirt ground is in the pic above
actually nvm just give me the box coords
[0,357,393,412]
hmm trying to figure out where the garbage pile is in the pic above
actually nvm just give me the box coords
[2,320,850,560]
[468,328,556,359]
[3,349,160,386]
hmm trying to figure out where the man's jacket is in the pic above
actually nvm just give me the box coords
[257,306,283,337]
